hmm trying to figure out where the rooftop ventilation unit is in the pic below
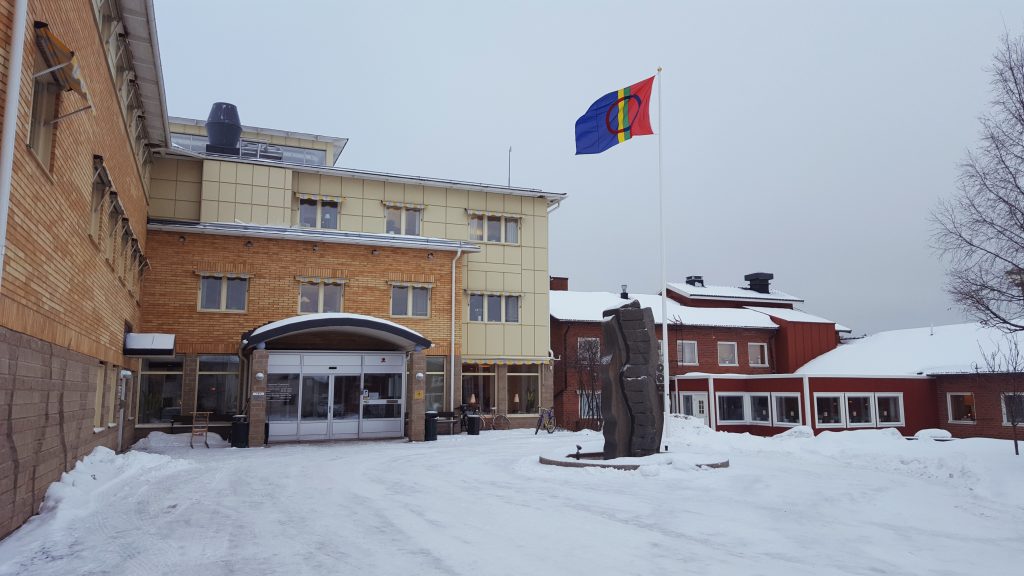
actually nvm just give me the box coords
[205,102,242,156]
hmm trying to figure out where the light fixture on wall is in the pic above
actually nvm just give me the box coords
[371,249,380,256]
[427,252,434,260]
[255,371,265,381]
[312,243,319,253]
[244,240,253,249]
[177,235,186,244]
[415,372,425,382]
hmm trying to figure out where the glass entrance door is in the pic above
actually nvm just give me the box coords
[360,372,404,438]
[331,375,360,439]
[298,374,331,440]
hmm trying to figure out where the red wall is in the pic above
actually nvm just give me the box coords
[935,374,1023,441]
[773,319,839,373]
[666,291,795,309]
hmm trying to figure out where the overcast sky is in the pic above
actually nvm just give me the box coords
[154,0,1024,335]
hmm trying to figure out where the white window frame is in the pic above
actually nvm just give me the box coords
[813,393,846,428]
[1001,392,1024,426]
[677,340,698,366]
[716,392,747,424]
[198,274,249,312]
[384,204,422,236]
[468,213,521,244]
[717,342,738,367]
[748,393,771,426]
[771,392,802,427]
[946,392,976,425]
[390,283,431,318]
[297,279,345,314]
[875,392,905,427]
[844,393,876,428]
[467,292,521,323]
[748,342,769,367]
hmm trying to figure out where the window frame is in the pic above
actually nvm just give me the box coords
[468,292,521,323]
[845,393,876,428]
[875,392,905,427]
[197,274,249,313]
[748,393,771,425]
[390,283,431,318]
[468,213,521,244]
[196,355,241,422]
[677,340,698,366]
[297,279,344,314]
[946,392,976,425]
[506,365,540,415]
[716,392,747,424]
[137,356,185,426]
[297,197,340,230]
[813,393,846,428]
[717,342,738,367]
[1001,392,1024,426]
[384,204,423,236]
[771,392,802,427]
[748,342,769,367]
[424,356,447,412]
[578,389,602,419]
[28,46,60,170]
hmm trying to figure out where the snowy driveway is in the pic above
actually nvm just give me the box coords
[1,421,1023,576]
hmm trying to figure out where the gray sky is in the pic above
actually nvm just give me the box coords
[154,0,1024,335]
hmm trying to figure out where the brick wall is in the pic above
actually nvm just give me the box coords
[139,230,462,354]
[936,374,1023,441]
[0,1,148,538]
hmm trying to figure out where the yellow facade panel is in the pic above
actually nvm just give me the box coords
[341,197,363,216]
[252,186,269,206]
[178,160,203,183]
[175,181,201,202]
[363,180,384,200]
[236,184,252,204]
[423,186,446,206]
[220,183,237,203]
[486,193,503,212]
[446,188,467,208]
[201,181,219,201]
[236,163,253,185]
[174,201,200,221]
[150,198,175,218]
[151,158,176,180]
[252,165,270,187]
[219,162,237,183]
[151,179,175,200]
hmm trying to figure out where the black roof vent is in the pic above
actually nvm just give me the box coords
[620,284,629,299]
[206,102,242,156]
[685,275,704,287]
[744,272,774,294]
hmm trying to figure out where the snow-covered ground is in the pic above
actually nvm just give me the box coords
[1,418,1022,575]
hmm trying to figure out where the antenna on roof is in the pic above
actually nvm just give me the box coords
[507,146,511,188]
[930,324,934,336]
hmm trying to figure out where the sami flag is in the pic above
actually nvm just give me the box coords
[575,76,655,155]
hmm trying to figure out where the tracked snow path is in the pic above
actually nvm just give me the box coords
[1,421,1022,575]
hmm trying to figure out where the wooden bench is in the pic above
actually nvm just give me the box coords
[435,411,459,435]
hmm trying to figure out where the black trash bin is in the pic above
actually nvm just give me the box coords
[467,414,481,436]
[230,414,249,448]
[424,411,438,441]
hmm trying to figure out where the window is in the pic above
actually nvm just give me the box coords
[507,365,539,415]
[947,392,975,424]
[385,205,421,235]
[677,340,698,366]
[266,373,300,421]
[298,198,340,229]
[748,343,768,367]
[468,214,520,244]
[462,363,495,410]
[199,275,248,311]
[138,357,184,424]
[846,394,874,426]
[717,394,746,423]
[773,393,802,426]
[579,390,602,419]
[876,393,904,426]
[717,342,738,366]
[815,394,844,427]
[391,284,430,317]
[197,355,240,421]
[28,47,60,169]
[92,363,106,428]
[1002,393,1024,425]
[425,357,446,412]
[750,394,771,424]
[90,156,112,242]
[469,293,520,323]
[577,337,601,364]
[298,280,343,314]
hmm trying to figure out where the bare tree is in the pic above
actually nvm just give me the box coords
[976,335,1023,455]
[933,33,1024,331]
[573,337,603,431]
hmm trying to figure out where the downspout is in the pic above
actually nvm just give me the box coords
[0,0,30,293]
[449,242,463,411]
[802,375,812,431]
[708,376,717,430]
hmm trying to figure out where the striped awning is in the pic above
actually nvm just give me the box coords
[464,357,552,366]
[34,22,89,100]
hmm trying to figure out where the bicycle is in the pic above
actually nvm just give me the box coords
[535,407,556,434]
[478,406,511,431]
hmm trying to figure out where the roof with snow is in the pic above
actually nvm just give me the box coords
[795,322,1024,376]
[667,282,803,304]
[745,306,851,332]
[242,313,431,352]
[550,291,778,329]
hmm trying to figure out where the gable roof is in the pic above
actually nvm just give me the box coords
[550,291,778,329]
[745,306,851,332]
[667,282,803,304]
[795,322,1024,376]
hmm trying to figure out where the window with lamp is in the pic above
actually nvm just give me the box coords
[385,205,422,235]
[298,196,339,229]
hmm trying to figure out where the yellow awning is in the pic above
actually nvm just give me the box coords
[34,22,90,101]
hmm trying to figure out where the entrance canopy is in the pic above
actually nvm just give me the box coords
[242,313,431,353]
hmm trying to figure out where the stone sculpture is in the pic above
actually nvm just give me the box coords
[601,300,664,459]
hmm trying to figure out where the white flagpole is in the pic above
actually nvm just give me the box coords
[657,66,670,452]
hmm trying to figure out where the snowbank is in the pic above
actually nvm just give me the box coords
[915,428,954,440]
[132,431,229,451]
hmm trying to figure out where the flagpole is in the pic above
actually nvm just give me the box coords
[657,66,670,452]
